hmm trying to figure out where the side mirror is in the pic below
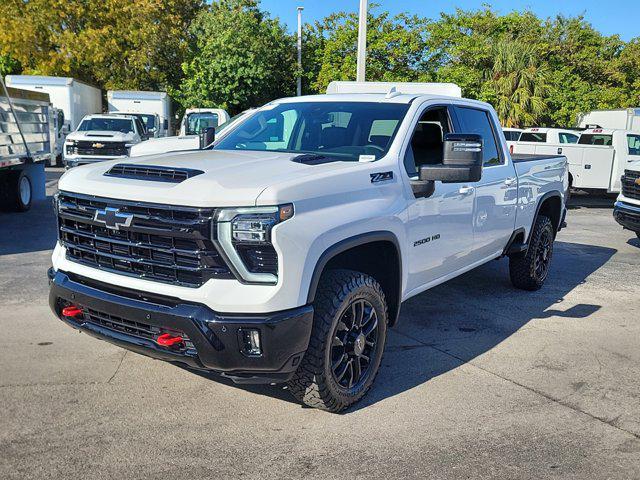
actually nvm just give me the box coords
[411,133,483,197]
[199,126,215,149]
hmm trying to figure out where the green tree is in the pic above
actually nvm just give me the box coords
[0,0,202,90]
[175,0,296,114]
[481,39,550,127]
[307,5,433,93]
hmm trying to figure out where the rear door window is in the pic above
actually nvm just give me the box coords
[520,132,547,142]
[454,107,503,166]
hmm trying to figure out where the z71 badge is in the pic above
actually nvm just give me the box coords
[370,171,394,183]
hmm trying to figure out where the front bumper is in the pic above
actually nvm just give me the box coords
[48,269,313,383]
[613,201,640,233]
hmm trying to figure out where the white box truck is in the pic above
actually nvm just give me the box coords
[4,75,102,165]
[107,90,172,137]
[577,108,640,133]
[1,77,54,211]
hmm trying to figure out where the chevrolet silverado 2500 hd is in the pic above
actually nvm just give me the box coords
[49,82,568,412]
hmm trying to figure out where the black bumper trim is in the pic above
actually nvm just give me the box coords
[613,201,640,233]
[48,269,313,383]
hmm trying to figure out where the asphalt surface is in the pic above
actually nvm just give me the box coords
[1,169,639,479]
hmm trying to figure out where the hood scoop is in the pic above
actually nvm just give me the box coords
[105,164,204,183]
[87,134,115,137]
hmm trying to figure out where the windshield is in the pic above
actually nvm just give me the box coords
[77,118,135,133]
[214,102,410,161]
[186,112,219,135]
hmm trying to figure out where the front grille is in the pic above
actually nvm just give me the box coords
[105,164,204,183]
[57,192,234,287]
[79,305,195,351]
[622,170,640,200]
[71,140,127,157]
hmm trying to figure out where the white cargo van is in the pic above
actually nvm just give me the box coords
[513,128,640,193]
[577,108,640,133]
[107,90,172,137]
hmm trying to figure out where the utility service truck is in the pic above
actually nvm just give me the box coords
[48,82,568,412]
[107,90,172,137]
[513,127,640,194]
[0,77,54,211]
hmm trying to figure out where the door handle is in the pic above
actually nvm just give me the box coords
[458,186,475,195]
[504,177,516,186]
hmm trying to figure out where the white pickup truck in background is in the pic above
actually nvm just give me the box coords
[513,127,640,193]
[516,127,581,147]
[49,82,568,412]
[614,160,640,239]
[63,114,149,167]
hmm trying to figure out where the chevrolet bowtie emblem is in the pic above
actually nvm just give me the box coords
[92,143,105,148]
[94,207,133,230]
[635,178,640,186]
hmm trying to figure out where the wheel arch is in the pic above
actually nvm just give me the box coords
[529,191,563,241]
[306,231,403,327]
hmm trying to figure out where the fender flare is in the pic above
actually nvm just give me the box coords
[305,231,403,325]
[529,191,563,242]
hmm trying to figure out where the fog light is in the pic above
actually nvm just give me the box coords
[239,328,262,356]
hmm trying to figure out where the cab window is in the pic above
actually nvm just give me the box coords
[403,106,452,177]
[559,132,579,143]
[579,134,613,146]
[628,135,640,156]
[454,106,502,166]
[520,132,547,142]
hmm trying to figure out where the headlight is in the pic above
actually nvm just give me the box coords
[214,204,294,283]
[65,141,77,155]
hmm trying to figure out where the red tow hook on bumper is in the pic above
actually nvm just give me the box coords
[156,333,184,348]
[61,306,83,318]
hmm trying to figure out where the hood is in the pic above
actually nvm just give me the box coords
[129,136,198,157]
[58,149,359,207]
[66,130,137,143]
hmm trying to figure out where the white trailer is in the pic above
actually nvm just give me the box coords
[0,78,54,211]
[577,108,640,133]
[107,90,172,137]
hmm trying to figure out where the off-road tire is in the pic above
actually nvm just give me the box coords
[287,269,388,412]
[509,215,554,291]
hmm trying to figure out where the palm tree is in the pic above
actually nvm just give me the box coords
[484,39,550,128]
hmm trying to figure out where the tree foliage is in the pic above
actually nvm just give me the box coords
[174,0,296,114]
[0,1,638,127]
[0,0,202,90]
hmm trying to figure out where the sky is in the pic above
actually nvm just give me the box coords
[260,0,638,41]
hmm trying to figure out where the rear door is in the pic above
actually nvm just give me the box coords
[453,106,518,261]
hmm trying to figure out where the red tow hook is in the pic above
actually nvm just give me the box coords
[61,306,83,318]
[156,333,184,348]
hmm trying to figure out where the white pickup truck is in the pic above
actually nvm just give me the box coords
[63,114,149,167]
[48,82,568,412]
[614,160,640,239]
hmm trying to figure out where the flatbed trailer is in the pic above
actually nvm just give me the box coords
[0,77,53,211]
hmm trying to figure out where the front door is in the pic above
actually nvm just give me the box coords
[402,105,476,293]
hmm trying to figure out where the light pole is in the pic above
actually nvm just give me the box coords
[297,6,304,96]
[356,0,367,82]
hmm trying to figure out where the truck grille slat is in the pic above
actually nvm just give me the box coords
[57,192,234,287]
[70,141,128,156]
[622,170,640,201]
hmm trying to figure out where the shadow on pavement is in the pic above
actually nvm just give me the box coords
[567,192,615,210]
[183,240,616,412]
[0,195,58,256]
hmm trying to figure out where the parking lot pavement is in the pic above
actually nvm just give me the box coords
[1,176,639,479]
